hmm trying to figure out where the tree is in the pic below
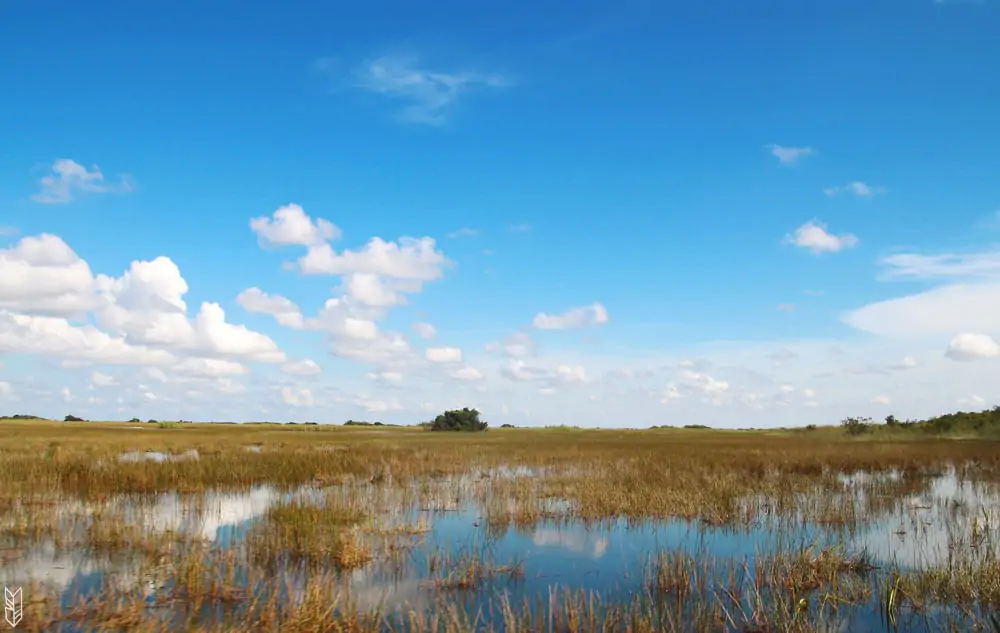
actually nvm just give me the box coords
[885,414,899,427]
[841,416,873,436]
[64,414,84,422]
[428,408,488,432]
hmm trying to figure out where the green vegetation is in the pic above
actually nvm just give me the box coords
[63,414,85,422]
[0,413,44,420]
[428,407,488,432]
[839,406,1000,438]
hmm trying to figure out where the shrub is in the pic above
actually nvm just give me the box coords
[805,424,817,431]
[428,408,488,432]
[64,414,84,422]
[885,414,899,427]
[500,423,515,429]
[128,417,141,423]
[841,416,873,436]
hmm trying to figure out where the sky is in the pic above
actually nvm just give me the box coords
[1,0,998,428]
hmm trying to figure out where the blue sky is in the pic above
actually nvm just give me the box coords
[1,0,998,427]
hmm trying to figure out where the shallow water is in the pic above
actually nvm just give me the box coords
[3,468,999,631]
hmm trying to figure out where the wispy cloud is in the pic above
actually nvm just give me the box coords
[508,223,531,233]
[0,226,18,236]
[823,181,886,198]
[338,54,510,125]
[32,159,133,204]
[784,220,859,255]
[766,144,816,165]
[877,249,1000,280]
[447,227,479,239]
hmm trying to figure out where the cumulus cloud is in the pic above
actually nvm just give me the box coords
[823,181,886,198]
[766,144,816,165]
[500,359,587,389]
[344,54,509,125]
[532,303,609,329]
[0,312,176,365]
[946,333,1000,361]
[281,359,322,376]
[449,366,484,381]
[426,347,462,363]
[281,387,315,407]
[298,237,449,280]
[785,221,859,255]
[32,159,132,204]
[250,203,340,247]
[89,371,116,388]
[236,288,305,328]
[0,234,97,316]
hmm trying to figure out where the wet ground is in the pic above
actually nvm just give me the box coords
[2,467,999,631]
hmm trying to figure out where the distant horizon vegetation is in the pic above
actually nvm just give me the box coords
[4,405,1000,438]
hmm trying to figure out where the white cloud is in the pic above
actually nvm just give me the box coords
[89,371,116,388]
[0,234,97,316]
[174,357,249,377]
[346,54,509,125]
[426,347,462,363]
[280,387,314,407]
[447,227,478,238]
[766,144,816,165]
[532,303,609,329]
[281,359,322,376]
[877,250,1000,281]
[449,366,484,381]
[823,181,886,198]
[0,312,176,365]
[366,371,403,382]
[250,204,340,247]
[499,359,587,389]
[888,356,919,370]
[412,322,437,340]
[945,333,1000,361]
[0,382,11,396]
[785,221,859,255]
[485,331,535,357]
[298,237,449,281]
[341,273,406,307]
[508,224,531,233]
[236,288,305,328]
[843,283,1000,337]
[32,159,132,204]
[872,395,891,405]
[61,386,73,403]
[356,397,402,413]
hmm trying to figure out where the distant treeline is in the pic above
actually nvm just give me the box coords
[0,414,44,420]
[843,406,1000,437]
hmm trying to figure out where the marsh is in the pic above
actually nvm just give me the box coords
[2,418,1000,632]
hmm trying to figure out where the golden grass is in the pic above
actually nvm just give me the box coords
[4,418,1000,631]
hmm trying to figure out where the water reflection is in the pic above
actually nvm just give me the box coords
[2,469,996,630]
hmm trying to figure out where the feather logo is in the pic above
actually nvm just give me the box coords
[4,587,22,628]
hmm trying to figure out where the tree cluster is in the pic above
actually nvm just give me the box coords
[428,408,488,432]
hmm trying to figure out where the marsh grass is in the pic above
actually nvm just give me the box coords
[4,419,1000,631]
